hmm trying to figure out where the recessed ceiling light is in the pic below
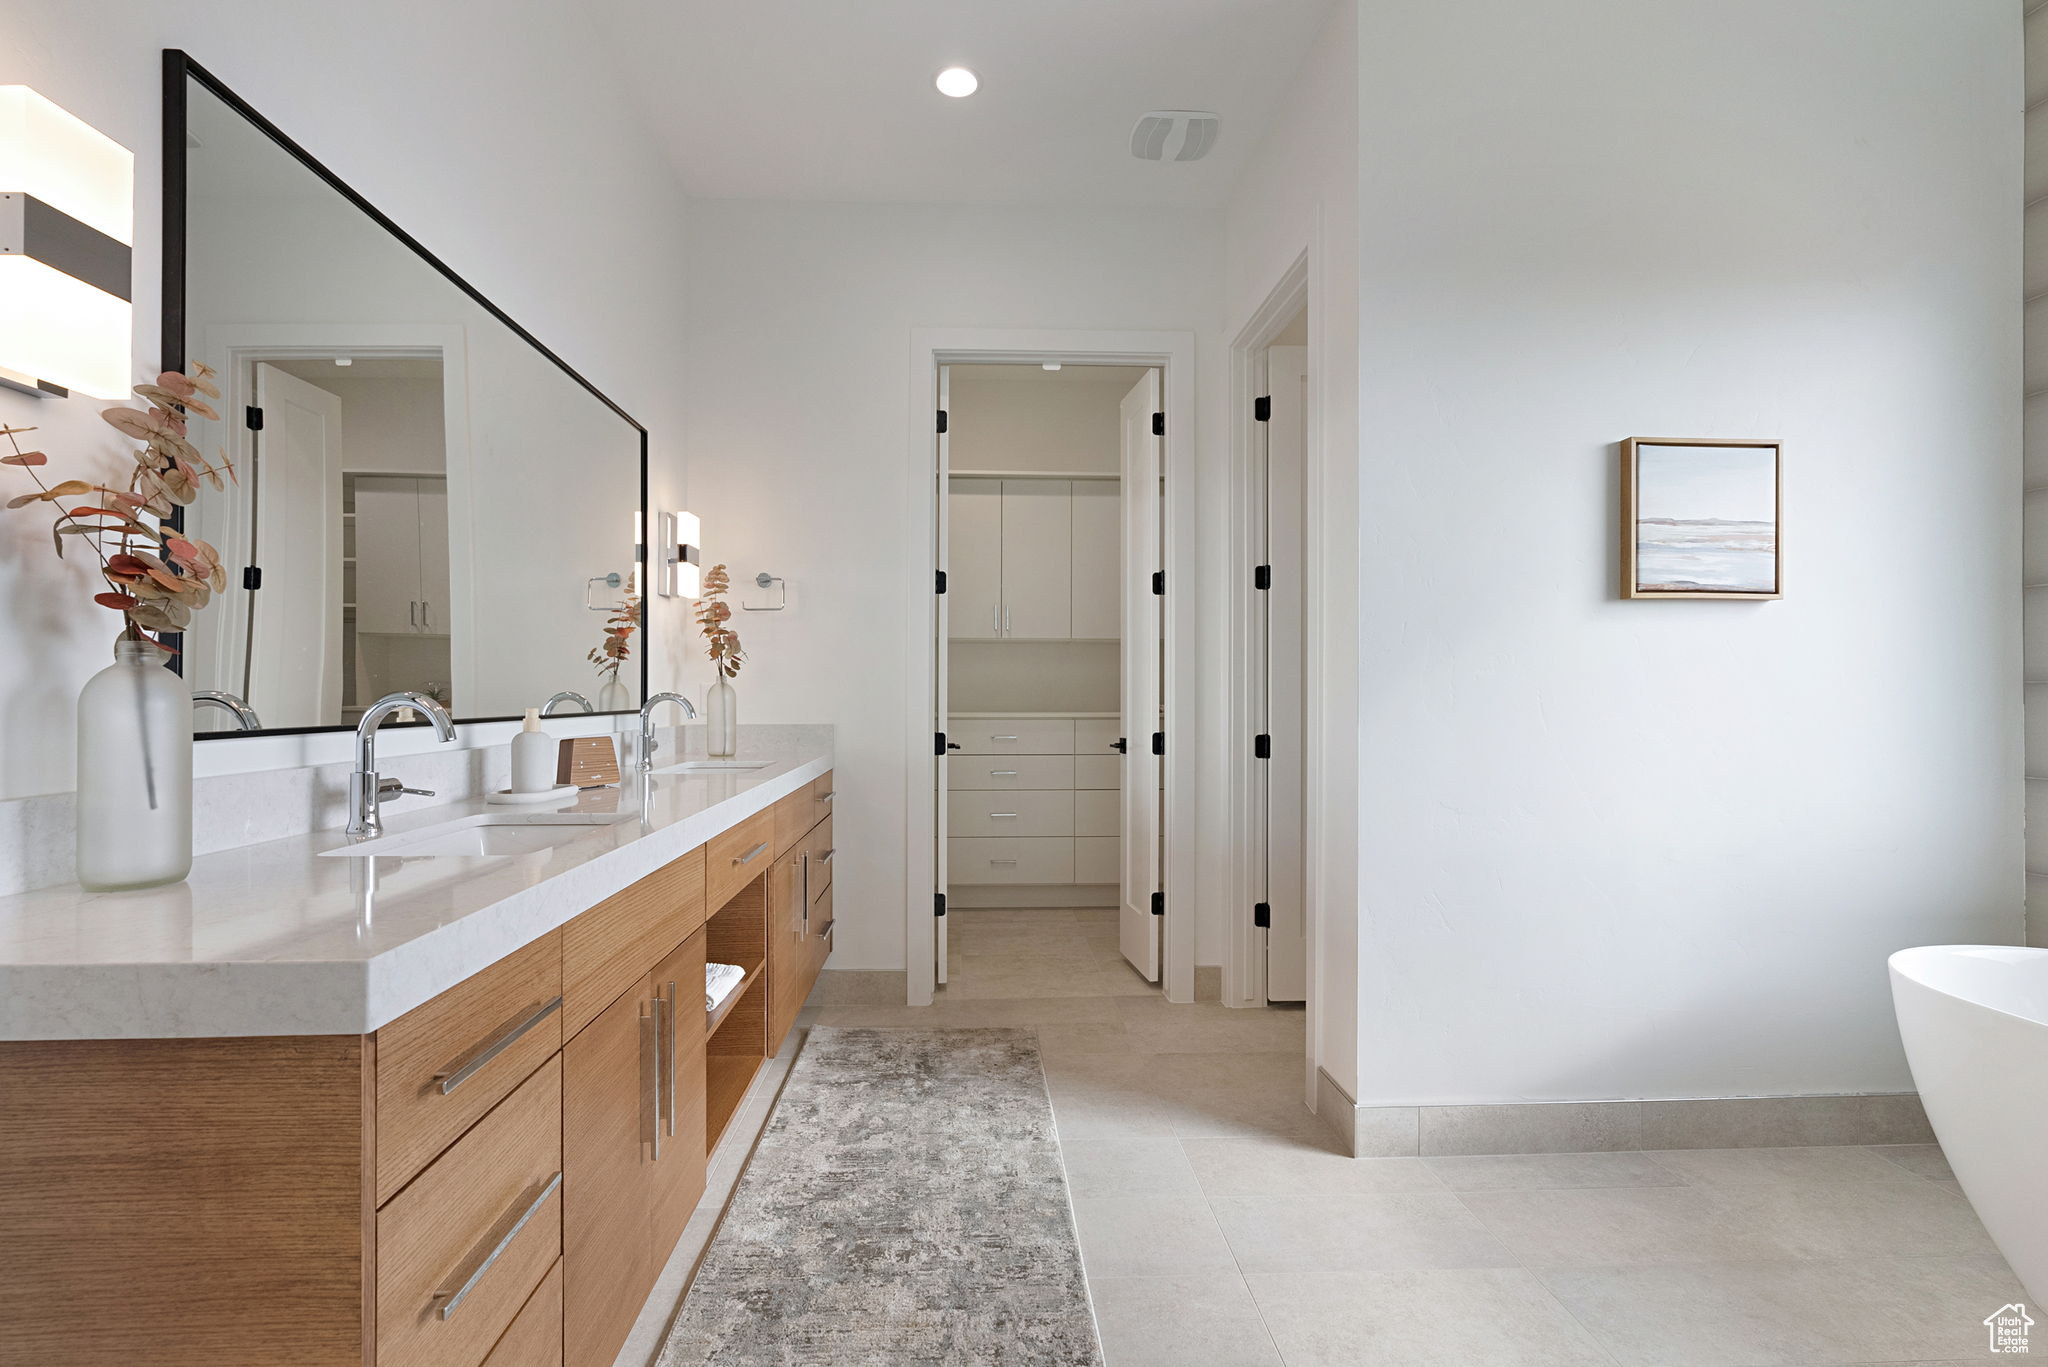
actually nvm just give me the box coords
[333,357,353,366]
[1041,363,1062,371]
[936,67,979,98]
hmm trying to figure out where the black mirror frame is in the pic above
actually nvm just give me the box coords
[160,49,651,739]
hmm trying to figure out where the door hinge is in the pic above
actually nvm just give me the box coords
[935,892,947,919]
[1254,733,1271,759]
[1151,570,1164,596]
[244,405,264,431]
[1254,395,1272,423]
[1150,890,1164,917]
[934,731,947,756]
[936,409,948,434]
[1150,731,1165,756]
[935,569,948,594]
[241,566,263,591]
[1253,902,1271,929]
[1253,564,1271,591]
[1151,411,1165,437]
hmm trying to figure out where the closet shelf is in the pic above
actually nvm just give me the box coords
[948,468,1121,481]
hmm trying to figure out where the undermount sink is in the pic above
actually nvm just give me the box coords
[654,760,771,773]
[321,811,633,859]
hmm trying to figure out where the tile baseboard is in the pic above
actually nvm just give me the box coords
[1317,1080,1933,1158]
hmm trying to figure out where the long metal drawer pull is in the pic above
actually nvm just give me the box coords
[990,770,1019,777]
[731,841,768,866]
[991,735,1019,742]
[432,1171,562,1321]
[990,812,1019,819]
[816,919,834,937]
[817,790,835,802]
[433,997,562,1096]
[641,1000,660,1158]
[661,980,679,1138]
[819,848,835,865]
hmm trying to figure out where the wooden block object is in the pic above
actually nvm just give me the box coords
[558,737,621,789]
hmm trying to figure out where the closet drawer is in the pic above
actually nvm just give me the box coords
[949,837,1074,884]
[1076,837,1120,885]
[949,718,1075,755]
[1074,755,1121,790]
[1074,789,1118,838]
[376,932,562,1204]
[707,809,777,911]
[948,789,1072,839]
[1075,720,1123,754]
[950,755,1074,791]
[378,1056,563,1367]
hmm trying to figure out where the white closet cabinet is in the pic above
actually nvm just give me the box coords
[949,714,1121,891]
[946,477,1117,641]
[352,475,449,636]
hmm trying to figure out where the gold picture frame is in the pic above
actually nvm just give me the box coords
[1620,437,1782,600]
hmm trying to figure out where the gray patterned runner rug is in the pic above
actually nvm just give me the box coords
[659,1027,1104,1367]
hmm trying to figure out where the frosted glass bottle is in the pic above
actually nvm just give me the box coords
[707,678,737,759]
[76,639,193,891]
[596,677,631,712]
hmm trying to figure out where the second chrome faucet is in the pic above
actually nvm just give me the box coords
[347,691,457,837]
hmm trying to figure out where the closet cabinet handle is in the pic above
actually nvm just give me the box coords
[431,1171,562,1321]
[990,770,1019,776]
[989,858,1019,866]
[991,735,1020,742]
[433,997,562,1095]
[990,812,1019,819]
[409,601,418,629]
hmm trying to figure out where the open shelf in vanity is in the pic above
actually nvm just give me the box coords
[702,869,771,1150]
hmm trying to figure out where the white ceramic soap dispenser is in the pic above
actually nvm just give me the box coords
[510,708,553,793]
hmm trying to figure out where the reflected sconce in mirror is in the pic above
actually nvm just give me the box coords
[0,87,132,399]
[659,510,701,598]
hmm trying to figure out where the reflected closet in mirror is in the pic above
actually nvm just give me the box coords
[164,51,647,735]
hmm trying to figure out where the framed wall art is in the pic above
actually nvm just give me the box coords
[1620,437,1782,600]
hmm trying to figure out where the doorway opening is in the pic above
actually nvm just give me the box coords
[935,362,1162,997]
[905,329,1197,1007]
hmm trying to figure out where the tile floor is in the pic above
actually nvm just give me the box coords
[787,906,2032,1367]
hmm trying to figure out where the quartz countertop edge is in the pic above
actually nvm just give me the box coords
[0,751,831,1042]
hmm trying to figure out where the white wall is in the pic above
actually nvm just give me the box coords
[948,367,1141,475]
[679,201,1225,971]
[1352,0,2023,1105]
[1221,0,1362,1092]
[2024,2,2048,950]
[0,0,692,801]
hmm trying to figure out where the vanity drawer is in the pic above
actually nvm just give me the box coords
[707,808,777,912]
[947,788,1072,839]
[1075,720,1123,754]
[949,718,1075,755]
[951,755,1074,790]
[378,1055,563,1367]
[948,836,1074,884]
[1074,755,1121,790]
[772,789,812,856]
[805,815,835,902]
[1076,837,1120,885]
[483,1259,563,1367]
[806,770,837,827]
[376,932,562,1204]
[1074,789,1119,838]
[561,848,706,1038]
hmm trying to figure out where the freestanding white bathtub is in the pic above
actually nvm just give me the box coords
[1890,944,2048,1301]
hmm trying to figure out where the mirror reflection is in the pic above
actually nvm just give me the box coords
[177,75,644,733]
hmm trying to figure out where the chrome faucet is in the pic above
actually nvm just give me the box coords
[637,691,696,770]
[347,691,456,838]
[541,690,595,716]
[192,690,261,731]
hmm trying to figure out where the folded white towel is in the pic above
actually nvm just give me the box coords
[706,961,746,1012]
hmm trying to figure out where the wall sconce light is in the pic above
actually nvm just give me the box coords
[658,510,701,598]
[0,87,133,399]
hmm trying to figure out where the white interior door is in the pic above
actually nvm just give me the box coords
[1264,346,1308,1002]
[1000,479,1073,638]
[247,363,343,726]
[935,366,952,986]
[947,478,1003,640]
[1118,370,1162,981]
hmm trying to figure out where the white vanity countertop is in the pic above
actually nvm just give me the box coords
[0,748,831,1041]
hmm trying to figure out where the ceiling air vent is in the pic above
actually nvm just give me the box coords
[1130,111,1220,163]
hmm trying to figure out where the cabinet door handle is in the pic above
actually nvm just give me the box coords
[408,600,417,629]
[990,812,1019,819]
[816,919,834,938]
[431,1171,562,1321]
[641,998,661,1159]
[993,605,1000,635]
[421,600,431,631]
[731,841,768,867]
[660,980,678,1138]
[991,735,1019,742]
[433,997,562,1095]
[1004,604,1012,635]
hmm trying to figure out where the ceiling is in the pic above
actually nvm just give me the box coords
[588,0,1333,207]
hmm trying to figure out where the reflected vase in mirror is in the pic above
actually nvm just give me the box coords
[596,677,631,712]
[76,641,193,891]
[707,679,737,759]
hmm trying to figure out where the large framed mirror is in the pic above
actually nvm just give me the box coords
[162,51,647,737]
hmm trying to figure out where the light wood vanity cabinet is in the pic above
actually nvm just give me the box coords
[0,769,839,1367]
